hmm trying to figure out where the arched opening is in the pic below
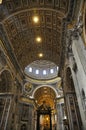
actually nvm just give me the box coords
[0,70,13,93]
[34,86,57,130]
[0,70,13,129]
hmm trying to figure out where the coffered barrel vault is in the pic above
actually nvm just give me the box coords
[3,9,62,69]
[0,0,69,71]
[0,0,85,130]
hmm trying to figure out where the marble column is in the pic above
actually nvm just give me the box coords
[56,103,64,130]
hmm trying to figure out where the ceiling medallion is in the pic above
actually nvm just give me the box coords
[24,82,33,93]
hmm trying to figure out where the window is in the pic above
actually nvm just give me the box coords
[57,66,59,71]
[28,67,32,72]
[36,69,39,74]
[43,70,46,75]
[50,69,54,73]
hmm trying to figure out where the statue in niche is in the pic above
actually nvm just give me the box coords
[21,105,29,121]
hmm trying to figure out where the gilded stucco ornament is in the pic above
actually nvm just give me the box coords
[24,82,33,93]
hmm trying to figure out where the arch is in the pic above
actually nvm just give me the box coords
[32,85,58,98]
[0,69,13,93]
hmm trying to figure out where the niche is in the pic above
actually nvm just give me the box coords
[0,70,13,93]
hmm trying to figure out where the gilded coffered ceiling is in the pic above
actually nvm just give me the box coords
[34,86,56,108]
[0,0,69,71]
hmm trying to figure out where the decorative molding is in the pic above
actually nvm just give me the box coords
[0,0,68,21]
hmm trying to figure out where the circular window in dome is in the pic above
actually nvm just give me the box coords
[24,60,59,80]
